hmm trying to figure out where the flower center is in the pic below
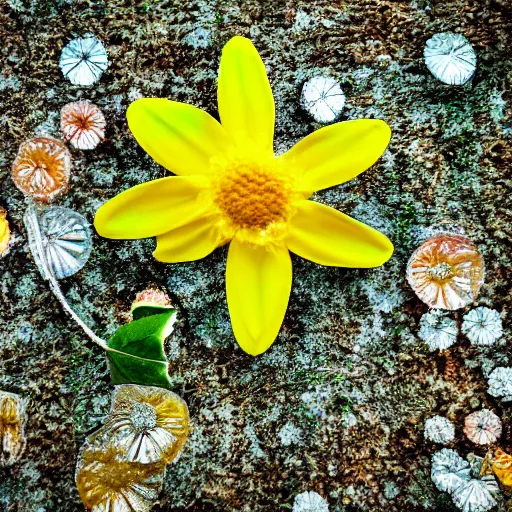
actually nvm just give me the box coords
[426,262,453,281]
[130,402,157,432]
[211,153,298,246]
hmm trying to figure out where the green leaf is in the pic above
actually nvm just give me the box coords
[106,307,177,389]
[131,304,173,321]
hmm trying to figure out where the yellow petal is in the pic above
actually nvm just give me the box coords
[217,36,275,154]
[94,175,210,239]
[287,200,393,267]
[126,98,232,175]
[282,119,391,193]
[226,240,292,356]
[153,216,220,263]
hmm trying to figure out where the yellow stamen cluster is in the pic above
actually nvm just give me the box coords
[211,152,300,246]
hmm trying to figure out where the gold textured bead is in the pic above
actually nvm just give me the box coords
[103,385,189,464]
[0,208,10,256]
[76,440,166,511]
[75,384,190,511]
[488,448,512,491]
[0,391,28,464]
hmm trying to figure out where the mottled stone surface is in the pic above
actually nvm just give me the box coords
[0,1,511,511]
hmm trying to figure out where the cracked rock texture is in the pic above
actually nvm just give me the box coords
[0,1,511,511]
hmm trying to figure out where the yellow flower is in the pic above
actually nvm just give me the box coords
[94,36,394,356]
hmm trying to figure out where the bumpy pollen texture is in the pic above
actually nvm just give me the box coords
[212,156,295,236]
[427,262,453,281]
[130,402,157,431]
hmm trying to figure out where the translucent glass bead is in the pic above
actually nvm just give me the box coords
[12,137,71,203]
[406,234,484,310]
[38,207,93,279]
[61,101,106,150]
[424,32,476,85]
[60,36,109,86]
[464,409,502,445]
[301,76,345,123]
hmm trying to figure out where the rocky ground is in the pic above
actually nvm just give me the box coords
[0,0,511,511]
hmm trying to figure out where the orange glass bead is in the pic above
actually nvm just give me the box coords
[406,233,484,310]
[61,101,106,150]
[0,208,10,256]
[489,448,512,490]
[12,137,71,203]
